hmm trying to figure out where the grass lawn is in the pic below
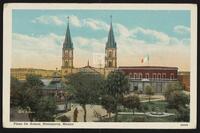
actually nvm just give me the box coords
[119,100,178,113]
[141,101,167,111]
[98,101,179,122]
[141,101,178,113]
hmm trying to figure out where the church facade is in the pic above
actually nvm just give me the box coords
[61,17,117,77]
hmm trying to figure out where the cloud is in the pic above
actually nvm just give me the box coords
[12,29,190,71]
[83,18,109,31]
[12,33,63,69]
[117,36,190,71]
[174,25,190,34]
[32,16,64,26]
[32,15,110,31]
[114,24,190,46]
[12,21,191,71]
[68,15,82,27]
[124,27,171,45]
[12,33,107,69]
[115,23,132,37]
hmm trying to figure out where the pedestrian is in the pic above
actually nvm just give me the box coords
[73,107,78,122]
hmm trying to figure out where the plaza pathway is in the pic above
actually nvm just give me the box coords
[61,104,112,122]
[58,94,166,122]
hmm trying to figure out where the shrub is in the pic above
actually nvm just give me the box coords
[58,115,70,122]
[132,116,147,122]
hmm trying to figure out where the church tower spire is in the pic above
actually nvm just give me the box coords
[63,16,73,49]
[106,15,116,49]
[105,15,117,68]
[62,16,74,76]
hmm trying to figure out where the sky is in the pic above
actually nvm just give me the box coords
[12,10,191,71]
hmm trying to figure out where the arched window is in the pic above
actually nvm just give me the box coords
[157,73,161,79]
[162,73,166,79]
[129,73,132,78]
[152,73,156,79]
[134,73,137,79]
[139,73,143,79]
[145,73,149,79]
[170,73,174,80]
[108,51,112,58]
[65,61,68,67]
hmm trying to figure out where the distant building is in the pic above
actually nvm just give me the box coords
[178,71,190,91]
[11,68,57,80]
[118,66,179,94]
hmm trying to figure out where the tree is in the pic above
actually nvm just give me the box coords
[32,96,57,121]
[101,95,116,118]
[167,90,189,109]
[67,72,104,122]
[105,70,129,121]
[165,82,189,114]
[26,74,44,87]
[21,75,44,121]
[122,95,140,115]
[144,85,154,103]
[10,77,22,107]
[165,82,183,101]
[10,74,57,121]
[176,105,189,122]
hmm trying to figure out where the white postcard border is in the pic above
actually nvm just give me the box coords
[3,3,197,129]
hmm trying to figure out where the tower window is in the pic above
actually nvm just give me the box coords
[108,51,112,58]
[108,61,112,67]
[65,61,68,67]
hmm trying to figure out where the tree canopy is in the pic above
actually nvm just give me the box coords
[103,70,129,121]
[165,82,183,101]
[144,85,154,102]
[106,70,129,98]
[122,95,140,115]
[10,75,57,121]
[167,90,189,109]
[67,72,104,122]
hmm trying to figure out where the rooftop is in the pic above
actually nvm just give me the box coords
[119,66,178,70]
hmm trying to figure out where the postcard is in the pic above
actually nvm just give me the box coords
[3,3,197,129]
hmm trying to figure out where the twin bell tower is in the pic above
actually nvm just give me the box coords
[61,16,117,76]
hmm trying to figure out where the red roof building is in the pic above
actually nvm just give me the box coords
[119,66,178,80]
[118,66,179,94]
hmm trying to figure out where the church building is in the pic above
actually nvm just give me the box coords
[60,16,180,94]
[61,16,117,77]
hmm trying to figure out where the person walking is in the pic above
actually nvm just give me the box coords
[73,108,78,122]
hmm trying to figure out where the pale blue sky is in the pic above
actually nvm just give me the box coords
[13,10,190,38]
[12,10,191,70]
